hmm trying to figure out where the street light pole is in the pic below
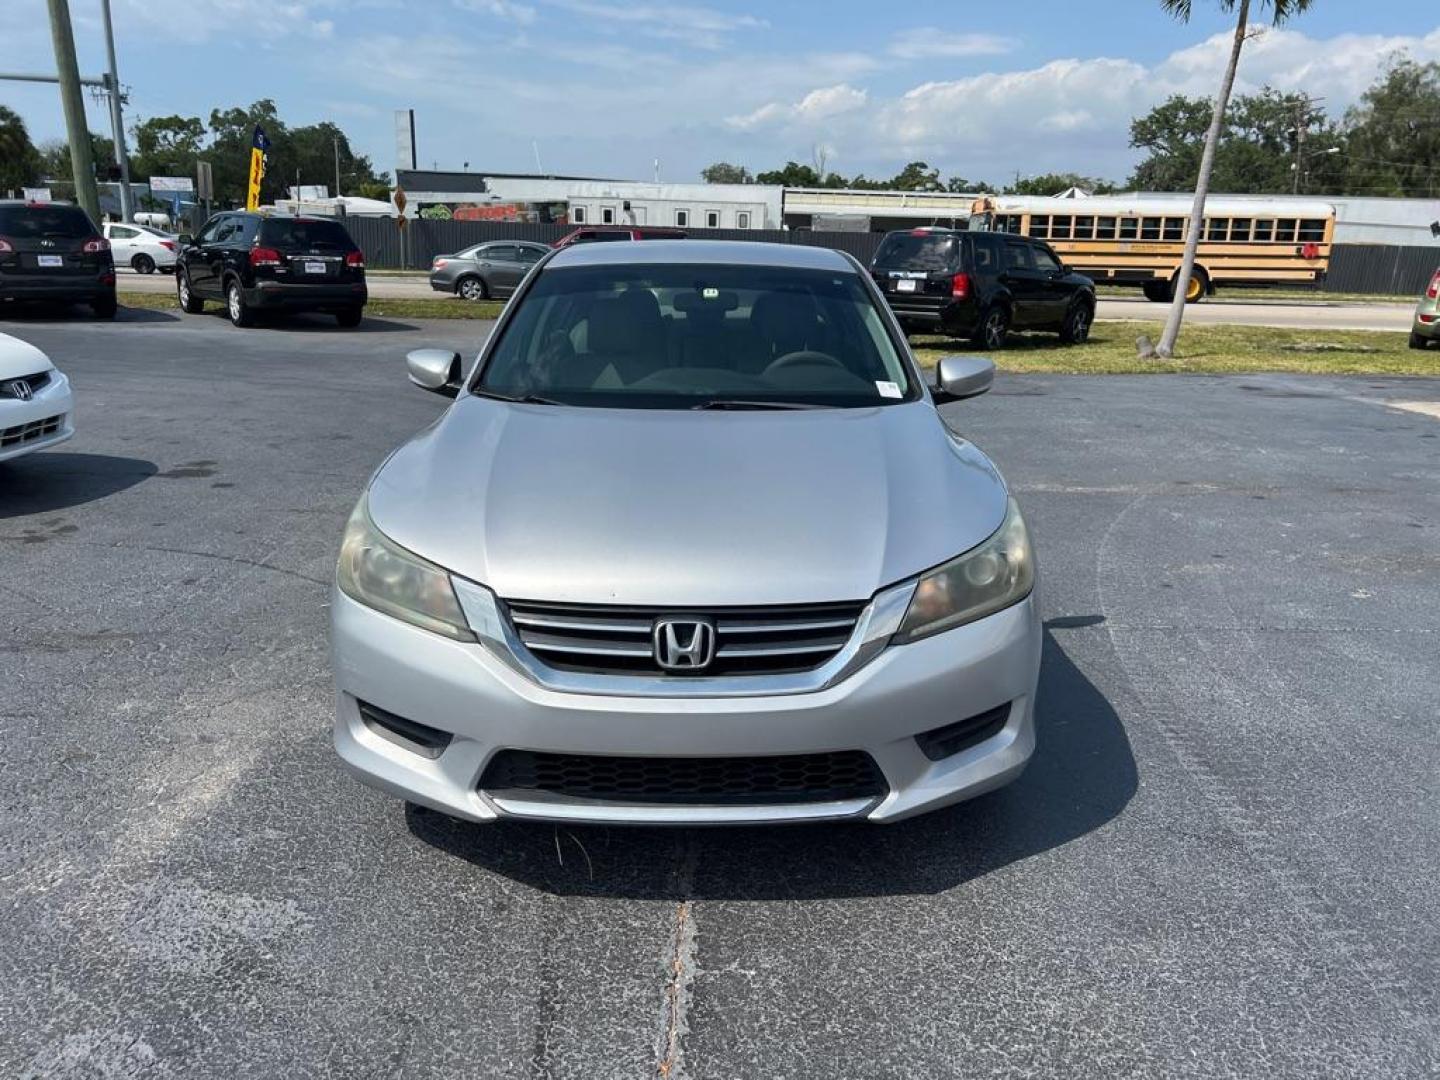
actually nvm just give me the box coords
[45,0,99,219]
[99,0,133,221]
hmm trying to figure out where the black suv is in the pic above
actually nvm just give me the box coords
[871,227,1095,348]
[0,201,117,318]
[176,212,367,327]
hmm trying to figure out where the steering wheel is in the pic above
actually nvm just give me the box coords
[764,350,847,375]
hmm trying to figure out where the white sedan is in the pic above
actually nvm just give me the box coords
[103,222,179,274]
[0,332,74,464]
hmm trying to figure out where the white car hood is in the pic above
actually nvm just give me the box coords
[0,333,55,380]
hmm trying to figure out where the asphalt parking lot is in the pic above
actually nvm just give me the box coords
[2,307,1438,1079]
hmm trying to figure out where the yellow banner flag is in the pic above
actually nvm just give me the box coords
[246,125,270,211]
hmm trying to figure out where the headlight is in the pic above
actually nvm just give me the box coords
[336,495,472,641]
[892,498,1034,644]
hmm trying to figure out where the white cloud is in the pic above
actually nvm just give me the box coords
[113,0,338,43]
[545,1,765,49]
[454,0,537,23]
[728,84,868,130]
[888,29,1015,60]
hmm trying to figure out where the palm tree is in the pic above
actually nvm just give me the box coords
[1154,0,1314,359]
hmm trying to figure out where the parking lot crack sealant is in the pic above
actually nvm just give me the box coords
[655,837,700,1079]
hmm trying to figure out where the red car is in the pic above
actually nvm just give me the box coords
[552,226,687,248]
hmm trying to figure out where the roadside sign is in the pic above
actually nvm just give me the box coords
[149,176,194,193]
[393,186,407,214]
[196,161,213,201]
[22,187,52,202]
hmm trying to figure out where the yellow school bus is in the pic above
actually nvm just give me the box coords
[966,195,1336,301]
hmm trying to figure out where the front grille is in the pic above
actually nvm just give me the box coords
[502,599,867,677]
[480,748,887,806]
[0,371,51,398]
[1,414,62,449]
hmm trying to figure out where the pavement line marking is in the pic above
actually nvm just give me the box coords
[1387,400,1440,420]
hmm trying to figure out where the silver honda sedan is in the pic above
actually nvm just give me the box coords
[331,240,1041,826]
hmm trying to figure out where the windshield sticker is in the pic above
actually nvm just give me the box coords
[875,381,902,399]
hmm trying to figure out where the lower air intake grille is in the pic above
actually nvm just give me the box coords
[480,749,887,806]
[1,414,62,449]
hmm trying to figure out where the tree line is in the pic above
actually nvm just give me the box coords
[701,56,1440,200]
[0,98,389,207]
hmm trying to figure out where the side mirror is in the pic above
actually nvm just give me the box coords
[406,348,463,398]
[178,234,193,247]
[933,355,994,404]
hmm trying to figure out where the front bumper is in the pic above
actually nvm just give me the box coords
[0,372,75,463]
[243,281,368,310]
[331,587,1041,826]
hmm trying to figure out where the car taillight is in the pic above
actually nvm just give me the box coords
[250,246,282,267]
[952,272,971,299]
[433,258,447,269]
[345,250,365,268]
[1427,271,1440,299]
[159,240,176,252]
[82,237,110,254]
[0,237,12,254]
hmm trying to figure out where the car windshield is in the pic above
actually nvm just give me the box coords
[873,232,961,272]
[0,205,94,239]
[477,262,915,409]
[258,219,354,250]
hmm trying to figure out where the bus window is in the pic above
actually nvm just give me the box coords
[1230,219,1252,242]
[1050,215,1072,240]
[1140,218,1161,240]
[1096,217,1117,240]
[1074,216,1095,240]
[1162,218,1184,241]
[1119,218,1138,240]
[1275,220,1297,242]
[1298,219,1326,242]
[1029,215,1050,239]
[1253,220,1274,242]
[1206,218,1228,241]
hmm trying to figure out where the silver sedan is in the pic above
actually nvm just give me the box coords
[428,240,550,301]
[333,240,1041,826]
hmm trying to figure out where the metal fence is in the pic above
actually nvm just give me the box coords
[1325,245,1438,295]
[343,217,882,271]
[343,217,1436,296]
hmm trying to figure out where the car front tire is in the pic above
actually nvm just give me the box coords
[1059,302,1093,344]
[225,280,252,327]
[177,270,204,313]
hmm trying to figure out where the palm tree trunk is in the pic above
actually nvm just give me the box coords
[1155,0,1250,358]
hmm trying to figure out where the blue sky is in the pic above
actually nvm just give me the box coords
[5,0,1437,188]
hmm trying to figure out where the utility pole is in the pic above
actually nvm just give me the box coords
[99,0,132,221]
[1292,94,1323,196]
[46,0,99,219]
[333,134,341,198]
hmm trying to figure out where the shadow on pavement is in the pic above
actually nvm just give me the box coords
[407,629,1137,900]
[0,452,157,518]
[1,302,177,324]
[186,308,420,333]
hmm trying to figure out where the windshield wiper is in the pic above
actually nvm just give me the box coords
[690,399,833,411]
[474,389,566,406]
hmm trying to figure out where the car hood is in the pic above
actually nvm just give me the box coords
[0,333,55,380]
[368,397,1009,607]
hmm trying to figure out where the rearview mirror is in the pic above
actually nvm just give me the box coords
[933,355,994,404]
[406,348,463,397]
